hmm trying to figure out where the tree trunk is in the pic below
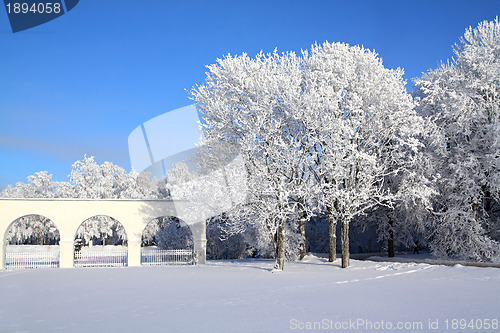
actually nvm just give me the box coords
[387,212,395,258]
[299,211,306,260]
[275,220,286,270]
[388,229,395,258]
[328,206,337,262]
[341,219,349,268]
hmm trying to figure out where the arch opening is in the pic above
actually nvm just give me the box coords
[4,214,60,269]
[73,215,128,267]
[141,216,195,265]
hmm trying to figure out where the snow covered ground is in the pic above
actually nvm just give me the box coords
[5,245,60,254]
[0,255,499,333]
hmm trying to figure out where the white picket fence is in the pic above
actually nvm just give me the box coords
[74,248,128,268]
[141,248,195,265]
[5,251,59,269]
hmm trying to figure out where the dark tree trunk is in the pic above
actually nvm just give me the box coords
[388,229,395,258]
[275,220,286,270]
[341,219,349,268]
[387,212,395,258]
[299,211,306,260]
[328,206,337,262]
[484,188,492,212]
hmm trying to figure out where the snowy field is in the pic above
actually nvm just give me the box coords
[0,255,499,333]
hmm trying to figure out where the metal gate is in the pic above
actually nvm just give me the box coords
[5,251,59,269]
[5,245,59,269]
[141,248,195,265]
[74,248,128,267]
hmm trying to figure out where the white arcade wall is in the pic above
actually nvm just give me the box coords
[0,198,207,269]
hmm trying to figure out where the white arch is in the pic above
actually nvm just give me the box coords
[0,198,207,269]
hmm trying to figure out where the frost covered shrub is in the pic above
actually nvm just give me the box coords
[243,223,276,259]
[206,217,247,259]
[241,220,301,260]
[206,216,303,260]
[142,217,173,246]
[156,220,193,250]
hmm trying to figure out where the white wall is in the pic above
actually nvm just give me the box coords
[0,198,207,269]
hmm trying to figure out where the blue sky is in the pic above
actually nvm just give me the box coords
[0,0,498,188]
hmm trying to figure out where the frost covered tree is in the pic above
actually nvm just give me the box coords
[6,215,60,245]
[191,42,425,268]
[301,42,424,267]
[71,157,165,200]
[1,155,163,200]
[415,18,500,261]
[191,50,316,270]
[74,215,127,246]
[1,171,58,198]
